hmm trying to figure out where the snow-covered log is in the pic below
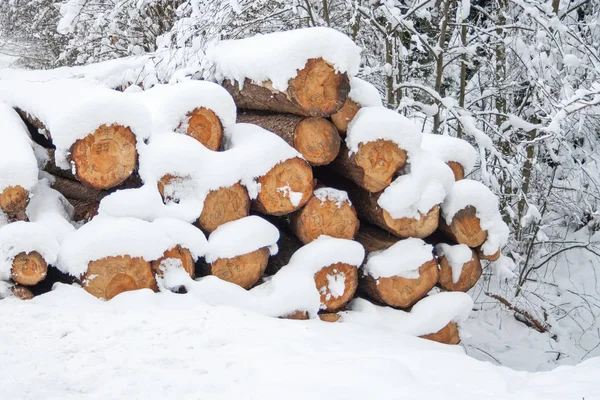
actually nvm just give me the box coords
[289,187,359,244]
[357,234,438,309]
[421,134,477,181]
[236,112,341,166]
[199,216,279,289]
[436,244,482,292]
[151,245,196,280]
[10,284,35,300]
[330,107,422,192]
[0,79,150,190]
[210,28,360,117]
[419,322,460,344]
[330,77,383,133]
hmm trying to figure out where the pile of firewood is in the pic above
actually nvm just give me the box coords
[0,28,507,346]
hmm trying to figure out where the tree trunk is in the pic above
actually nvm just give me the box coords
[151,245,195,279]
[11,251,47,286]
[82,255,157,300]
[420,321,460,344]
[330,98,361,134]
[0,185,29,221]
[440,206,487,247]
[330,140,407,192]
[221,58,350,117]
[237,112,341,166]
[252,157,314,216]
[438,248,482,292]
[182,107,223,151]
[199,247,270,290]
[360,258,439,309]
[289,192,359,244]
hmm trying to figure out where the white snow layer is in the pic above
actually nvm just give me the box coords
[209,27,361,92]
[132,81,237,136]
[345,106,422,155]
[378,150,455,219]
[436,243,474,283]
[421,133,478,175]
[363,238,434,279]
[314,187,351,207]
[57,216,207,277]
[0,221,59,281]
[0,103,38,193]
[348,77,383,107]
[205,216,279,263]
[442,179,509,255]
[0,79,151,169]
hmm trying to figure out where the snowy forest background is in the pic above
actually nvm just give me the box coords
[1,0,599,370]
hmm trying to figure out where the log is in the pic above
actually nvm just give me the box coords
[330,98,360,134]
[183,107,223,151]
[419,322,460,345]
[438,249,482,292]
[11,251,48,286]
[280,310,309,320]
[265,224,303,275]
[237,112,341,166]
[51,175,107,203]
[289,191,359,244]
[151,245,195,279]
[0,185,29,221]
[447,161,465,181]
[10,285,35,300]
[82,255,157,300]
[70,124,138,189]
[477,247,501,262]
[201,247,270,289]
[158,176,251,232]
[318,313,341,322]
[252,157,314,216]
[314,262,358,312]
[222,58,350,117]
[67,198,99,222]
[440,206,487,248]
[331,141,407,192]
[354,223,398,252]
[360,258,439,309]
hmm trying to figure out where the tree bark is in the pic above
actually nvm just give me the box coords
[11,251,47,286]
[237,112,341,166]
[330,140,407,192]
[221,58,350,117]
[439,206,487,247]
[438,248,482,292]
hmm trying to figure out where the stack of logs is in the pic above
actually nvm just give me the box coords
[1,57,496,345]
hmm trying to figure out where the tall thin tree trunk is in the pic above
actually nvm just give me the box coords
[433,0,453,132]
[457,24,467,138]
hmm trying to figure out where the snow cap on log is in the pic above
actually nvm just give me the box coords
[57,216,207,277]
[436,243,482,292]
[435,244,473,284]
[442,179,509,256]
[342,292,473,338]
[331,78,383,133]
[0,103,38,195]
[421,133,477,177]
[132,81,236,139]
[0,79,151,170]
[204,216,279,263]
[209,27,361,93]
[363,238,434,280]
[377,150,455,220]
[345,106,422,155]
[0,221,59,281]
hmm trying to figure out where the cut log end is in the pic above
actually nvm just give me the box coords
[151,246,196,279]
[11,251,48,286]
[318,313,341,322]
[10,285,35,300]
[288,58,350,117]
[210,247,270,289]
[293,117,341,166]
[447,161,465,181]
[361,259,439,309]
[383,205,440,239]
[478,247,501,262]
[254,157,314,216]
[198,183,251,233]
[83,255,157,300]
[420,322,460,345]
[292,195,359,244]
[0,185,30,218]
[315,262,358,312]
[71,124,137,190]
[280,310,309,320]
[444,206,487,248]
[438,249,482,292]
[185,107,223,151]
[330,98,360,133]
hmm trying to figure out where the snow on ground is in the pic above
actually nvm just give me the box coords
[0,284,598,400]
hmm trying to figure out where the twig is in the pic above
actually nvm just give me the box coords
[486,292,551,335]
